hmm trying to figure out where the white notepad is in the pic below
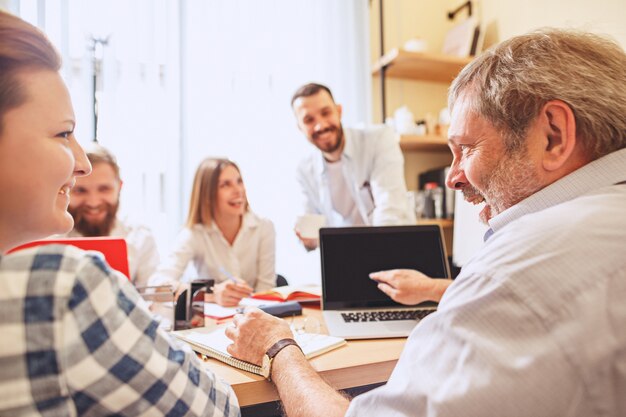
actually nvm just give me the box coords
[172,325,346,376]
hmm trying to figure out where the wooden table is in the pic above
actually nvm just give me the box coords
[200,308,407,407]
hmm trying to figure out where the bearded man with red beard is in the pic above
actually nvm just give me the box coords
[66,144,160,287]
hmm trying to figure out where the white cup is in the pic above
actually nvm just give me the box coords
[296,214,327,239]
[403,38,428,53]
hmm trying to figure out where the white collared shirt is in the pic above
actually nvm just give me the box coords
[296,125,415,226]
[149,211,276,292]
[347,148,626,416]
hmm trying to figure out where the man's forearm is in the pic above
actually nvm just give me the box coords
[272,346,350,417]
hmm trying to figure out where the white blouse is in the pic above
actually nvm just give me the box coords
[149,211,275,292]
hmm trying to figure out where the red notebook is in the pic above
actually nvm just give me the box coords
[9,237,131,280]
[251,285,321,303]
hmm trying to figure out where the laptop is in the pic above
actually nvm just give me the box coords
[320,225,450,339]
[9,237,131,280]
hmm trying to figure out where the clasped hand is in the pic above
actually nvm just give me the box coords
[213,279,253,307]
[225,307,294,365]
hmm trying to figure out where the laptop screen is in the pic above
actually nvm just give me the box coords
[320,225,450,310]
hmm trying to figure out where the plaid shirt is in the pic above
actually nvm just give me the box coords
[0,244,240,416]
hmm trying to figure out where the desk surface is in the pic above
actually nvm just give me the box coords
[200,308,406,407]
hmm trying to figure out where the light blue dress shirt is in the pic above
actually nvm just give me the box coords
[347,147,626,416]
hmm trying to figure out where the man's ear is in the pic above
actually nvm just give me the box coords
[336,103,343,119]
[539,100,577,172]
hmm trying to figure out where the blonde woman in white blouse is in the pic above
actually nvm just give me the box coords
[150,158,276,306]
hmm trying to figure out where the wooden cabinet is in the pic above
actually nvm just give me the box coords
[372,48,471,157]
[372,48,472,82]
[372,49,472,255]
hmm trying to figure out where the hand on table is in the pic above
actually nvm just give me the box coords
[213,279,253,307]
[369,269,452,305]
[225,307,294,365]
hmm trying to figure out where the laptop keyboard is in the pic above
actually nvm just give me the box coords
[341,309,435,323]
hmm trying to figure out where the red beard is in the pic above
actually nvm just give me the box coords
[69,201,119,237]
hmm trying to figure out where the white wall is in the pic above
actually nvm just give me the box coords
[478,0,626,48]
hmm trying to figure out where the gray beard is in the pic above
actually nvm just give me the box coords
[481,148,542,221]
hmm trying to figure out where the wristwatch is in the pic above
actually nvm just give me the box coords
[261,338,302,381]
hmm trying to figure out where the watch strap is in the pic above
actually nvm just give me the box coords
[267,338,301,359]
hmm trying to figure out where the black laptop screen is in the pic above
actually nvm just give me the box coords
[320,225,450,310]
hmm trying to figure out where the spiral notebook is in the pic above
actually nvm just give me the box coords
[172,325,346,376]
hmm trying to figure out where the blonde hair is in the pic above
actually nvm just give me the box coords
[185,158,248,228]
[0,10,61,133]
[449,28,626,158]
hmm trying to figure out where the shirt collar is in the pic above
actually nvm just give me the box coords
[488,147,626,234]
[341,127,354,160]
[204,211,259,234]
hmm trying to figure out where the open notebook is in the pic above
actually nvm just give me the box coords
[251,285,321,303]
[172,326,346,376]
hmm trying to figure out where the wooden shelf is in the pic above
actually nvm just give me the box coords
[399,134,449,152]
[372,49,472,83]
[416,218,453,229]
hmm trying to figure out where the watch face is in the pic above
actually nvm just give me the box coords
[261,354,271,379]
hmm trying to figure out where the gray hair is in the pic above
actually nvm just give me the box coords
[449,28,626,158]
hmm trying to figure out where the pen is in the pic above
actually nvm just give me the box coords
[219,266,253,298]
[218,266,238,284]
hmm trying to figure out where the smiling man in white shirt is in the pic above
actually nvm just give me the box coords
[291,83,415,250]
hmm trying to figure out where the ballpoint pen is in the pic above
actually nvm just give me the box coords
[218,266,238,284]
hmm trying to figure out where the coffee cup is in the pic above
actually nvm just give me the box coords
[295,214,327,239]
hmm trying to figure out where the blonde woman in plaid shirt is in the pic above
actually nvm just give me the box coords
[0,10,239,417]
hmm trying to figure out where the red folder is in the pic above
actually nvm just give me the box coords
[9,237,131,280]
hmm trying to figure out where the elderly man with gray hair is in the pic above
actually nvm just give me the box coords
[226,28,626,417]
